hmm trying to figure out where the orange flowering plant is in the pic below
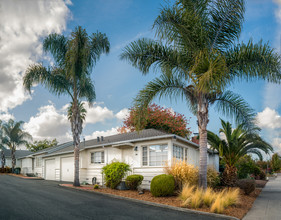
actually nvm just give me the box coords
[119,104,191,138]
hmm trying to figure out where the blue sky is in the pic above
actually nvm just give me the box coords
[1,0,281,154]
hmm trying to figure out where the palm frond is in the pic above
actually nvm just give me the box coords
[43,33,67,66]
[90,31,110,67]
[209,0,245,50]
[226,40,281,83]
[120,38,189,76]
[134,72,195,113]
[212,90,256,130]
[153,0,209,50]
[23,64,73,99]
[78,76,96,105]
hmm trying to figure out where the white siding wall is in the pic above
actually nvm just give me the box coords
[30,137,219,189]
[21,158,33,174]
[4,158,21,168]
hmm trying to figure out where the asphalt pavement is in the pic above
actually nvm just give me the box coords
[0,175,230,220]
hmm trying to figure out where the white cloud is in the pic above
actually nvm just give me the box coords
[23,102,127,143]
[84,127,119,141]
[256,107,281,129]
[84,103,115,124]
[115,108,129,121]
[256,107,281,154]
[0,0,71,112]
[23,104,71,143]
[0,113,15,122]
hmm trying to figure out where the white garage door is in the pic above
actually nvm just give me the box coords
[61,157,74,182]
[45,159,55,180]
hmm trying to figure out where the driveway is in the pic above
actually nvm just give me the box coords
[0,175,228,220]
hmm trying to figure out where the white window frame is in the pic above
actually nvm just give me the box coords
[173,144,188,162]
[35,157,42,167]
[91,151,104,164]
[142,144,168,167]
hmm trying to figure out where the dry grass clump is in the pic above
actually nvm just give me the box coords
[165,159,198,188]
[190,187,204,208]
[165,159,219,189]
[179,183,195,201]
[202,187,216,207]
[223,188,240,207]
[210,191,226,213]
[180,185,240,214]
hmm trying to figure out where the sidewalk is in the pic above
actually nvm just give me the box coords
[243,174,281,220]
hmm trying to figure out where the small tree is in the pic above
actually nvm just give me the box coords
[271,153,281,172]
[26,139,58,152]
[119,104,191,138]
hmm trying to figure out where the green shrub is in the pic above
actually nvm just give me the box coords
[125,175,144,190]
[93,184,99,189]
[271,153,281,172]
[237,155,258,179]
[237,179,255,195]
[150,174,175,197]
[102,162,131,189]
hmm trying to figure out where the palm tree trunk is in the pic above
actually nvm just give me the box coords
[72,101,81,187]
[11,145,16,173]
[222,164,237,186]
[1,149,5,169]
[197,95,209,189]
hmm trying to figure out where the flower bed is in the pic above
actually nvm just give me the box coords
[61,183,263,219]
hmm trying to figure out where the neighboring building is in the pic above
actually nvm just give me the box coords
[0,148,31,168]
[18,129,219,188]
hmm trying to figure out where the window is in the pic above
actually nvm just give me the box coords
[91,151,104,164]
[173,145,183,160]
[142,144,168,166]
[35,157,42,167]
[173,145,188,162]
[142,147,148,166]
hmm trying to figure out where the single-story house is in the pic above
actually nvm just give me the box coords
[19,129,219,188]
[0,148,31,168]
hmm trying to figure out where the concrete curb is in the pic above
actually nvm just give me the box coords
[59,184,239,220]
[7,174,43,180]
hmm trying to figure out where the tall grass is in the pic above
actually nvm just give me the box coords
[179,184,195,201]
[165,159,219,189]
[165,159,198,188]
[180,185,240,213]
[202,187,216,207]
[190,187,204,208]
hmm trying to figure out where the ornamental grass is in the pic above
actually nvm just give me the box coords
[179,185,240,214]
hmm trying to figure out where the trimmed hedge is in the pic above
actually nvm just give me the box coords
[125,175,144,190]
[150,174,175,197]
[102,162,131,189]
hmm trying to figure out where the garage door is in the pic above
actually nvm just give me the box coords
[61,157,74,182]
[45,159,55,180]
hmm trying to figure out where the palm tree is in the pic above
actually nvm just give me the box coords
[2,119,32,172]
[0,120,7,169]
[120,0,281,189]
[23,26,110,186]
[207,119,273,186]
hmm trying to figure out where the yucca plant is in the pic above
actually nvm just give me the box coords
[121,0,281,189]
[208,119,273,186]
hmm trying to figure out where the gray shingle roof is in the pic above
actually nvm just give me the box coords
[43,129,170,157]
[2,149,32,158]
[19,129,203,159]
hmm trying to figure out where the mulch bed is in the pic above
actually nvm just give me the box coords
[61,180,267,219]
[6,173,43,179]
